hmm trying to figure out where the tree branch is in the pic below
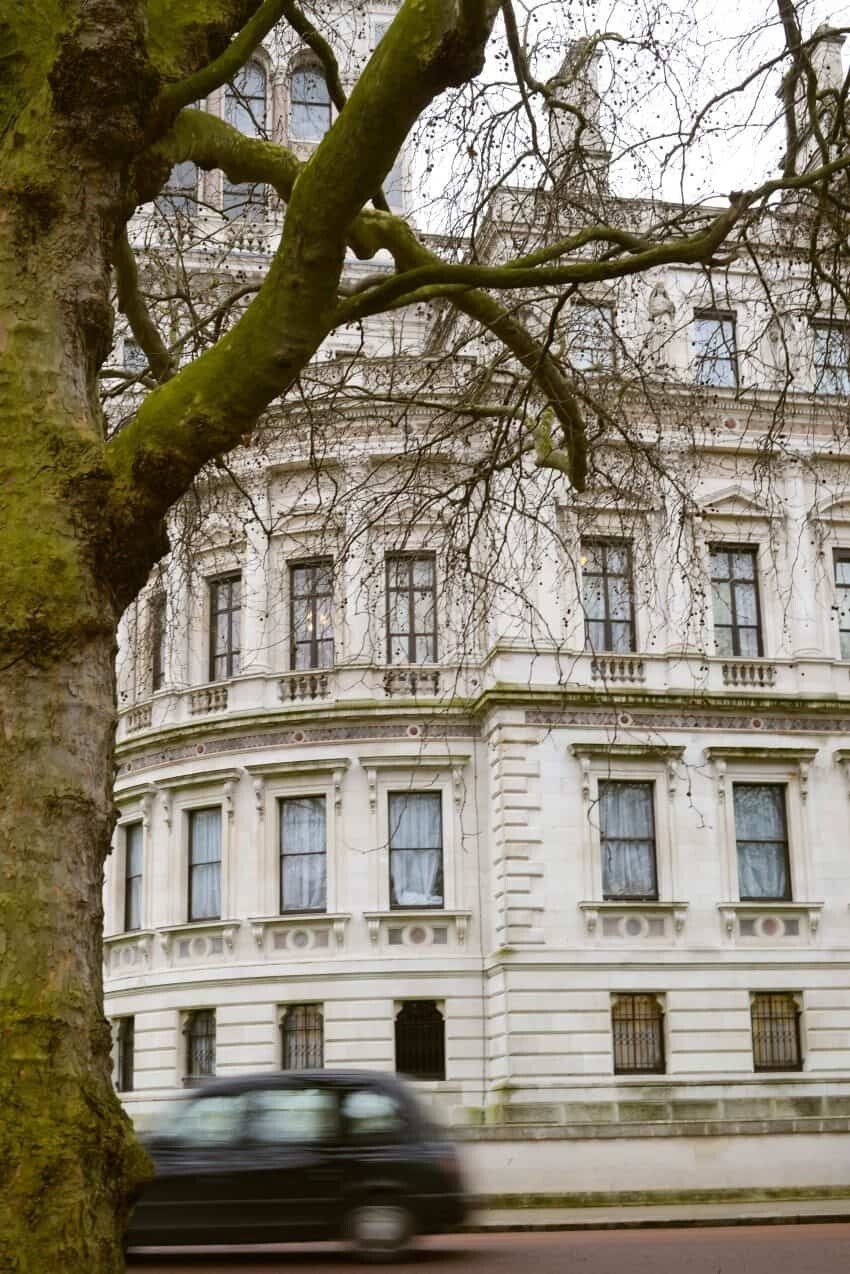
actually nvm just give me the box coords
[112,231,175,382]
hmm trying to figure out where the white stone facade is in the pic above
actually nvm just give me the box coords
[104,11,850,1199]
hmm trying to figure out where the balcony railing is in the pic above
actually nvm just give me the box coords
[721,660,777,689]
[590,655,646,684]
[383,667,441,697]
[279,671,331,702]
[188,685,228,715]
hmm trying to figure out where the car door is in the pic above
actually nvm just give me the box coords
[236,1082,346,1241]
[131,1090,253,1246]
[339,1085,414,1205]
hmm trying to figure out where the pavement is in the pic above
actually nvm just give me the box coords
[470,1195,850,1230]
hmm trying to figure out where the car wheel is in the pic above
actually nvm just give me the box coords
[346,1199,414,1261]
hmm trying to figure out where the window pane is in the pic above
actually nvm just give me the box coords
[281,796,325,854]
[599,782,657,899]
[395,1001,445,1080]
[389,793,442,849]
[172,1094,246,1143]
[291,99,331,141]
[189,810,221,920]
[599,782,653,838]
[282,852,326,911]
[751,994,802,1071]
[734,784,785,840]
[281,1004,324,1069]
[190,809,221,864]
[612,996,665,1073]
[250,1088,337,1143]
[734,785,789,901]
[343,1088,405,1137]
[732,550,755,580]
[390,848,443,907]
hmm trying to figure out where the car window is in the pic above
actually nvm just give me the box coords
[342,1088,407,1139]
[169,1093,248,1146]
[248,1086,339,1144]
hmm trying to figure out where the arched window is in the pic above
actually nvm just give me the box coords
[185,1009,216,1081]
[290,66,332,141]
[223,62,267,219]
[611,994,665,1074]
[395,1000,445,1080]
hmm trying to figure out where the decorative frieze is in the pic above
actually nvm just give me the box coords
[249,913,350,954]
[364,910,470,946]
[579,901,688,939]
[718,902,823,941]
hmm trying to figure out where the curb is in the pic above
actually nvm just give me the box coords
[463,1209,850,1233]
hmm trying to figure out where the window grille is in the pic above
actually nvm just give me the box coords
[581,540,635,653]
[693,312,738,387]
[290,66,332,140]
[751,993,802,1071]
[395,1001,445,1080]
[710,545,763,657]
[598,781,658,900]
[813,321,850,395]
[188,808,222,921]
[124,822,143,932]
[280,796,327,912]
[150,592,167,691]
[281,1004,324,1070]
[569,303,616,371]
[223,63,266,218]
[733,784,791,901]
[389,792,444,908]
[386,554,437,664]
[208,574,241,680]
[290,559,334,670]
[116,1017,135,1092]
[834,550,850,659]
[612,994,665,1074]
[186,1009,216,1080]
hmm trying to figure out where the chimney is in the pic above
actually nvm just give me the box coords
[546,38,610,195]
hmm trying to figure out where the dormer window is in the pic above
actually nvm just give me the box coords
[290,66,332,141]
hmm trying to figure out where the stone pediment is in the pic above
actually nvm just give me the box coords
[697,485,776,521]
[812,495,850,525]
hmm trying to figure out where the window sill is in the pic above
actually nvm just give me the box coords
[579,901,688,938]
[364,909,472,946]
[103,929,155,975]
[158,918,240,956]
[249,912,350,952]
[718,901,823,940]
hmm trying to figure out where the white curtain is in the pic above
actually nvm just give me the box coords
[189,809,221,920]
[599,781,657,899]
[734,784,789,900]
[389,793,443,907]
[281,797,327,911]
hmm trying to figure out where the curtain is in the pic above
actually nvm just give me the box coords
[734,784,789,900]
[599,781,657,898]
[190,809,221,920]
[281,797,326,911]
[389,793,443,907]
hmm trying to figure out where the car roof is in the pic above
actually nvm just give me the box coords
[183,1069,415,1100]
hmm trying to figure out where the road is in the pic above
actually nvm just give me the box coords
[128,1222,850,1273]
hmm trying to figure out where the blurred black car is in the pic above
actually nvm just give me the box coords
[126,1069,467,1258]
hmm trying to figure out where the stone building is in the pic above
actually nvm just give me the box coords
[104,10,850,1200]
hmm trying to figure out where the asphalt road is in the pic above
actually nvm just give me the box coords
[128,1222,850,1273]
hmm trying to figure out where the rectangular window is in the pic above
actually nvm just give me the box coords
[569,303,616,371]
[116,1017,135,1092]
[598,780,658,900]
[124,822,144,932]
[836,550,850,660]
[389,792,444,909]
[186,1009,216,1081]
[290,560,334,670]
[280,1004,324,1070]
[386,555,437,664]
[751,993,802,1072]
[693,312,738,387]
[581,540,635,653]
[208,574,241,681]
[395,1001,445,1080]
[710,546,763,657]
[188,808,222,921]
[280,796,326,912]
[150,593,166,691]
[734,783,791,901]
[157,159,198,216]
[612,994,665,1074]
[813,321,850,395]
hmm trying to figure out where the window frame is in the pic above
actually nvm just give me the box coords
[222,61,268,218]
[733,782,792,903]
[394,1000,446,1081]
[833,547,850,660]
[597,779,659,902]
[289,63,332,142]
[750,992,803,1073]
[208,572,242,682]
[184,1009,216,1082]
[280,1003,324,1070]
[187,806,223,922]
[388,789,445,911]
[279,794,328,914]
[385,552,438,665]
[812,319,850,396]
[123,820,144,933]
[150,591,167,692]
[693,309,739,388]
[580,538,636,654]
[611,993,666,1075]
[116,1016,135,1093]
[709,543,764,657]
[289,557,335,671]
[569,301,617,372]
